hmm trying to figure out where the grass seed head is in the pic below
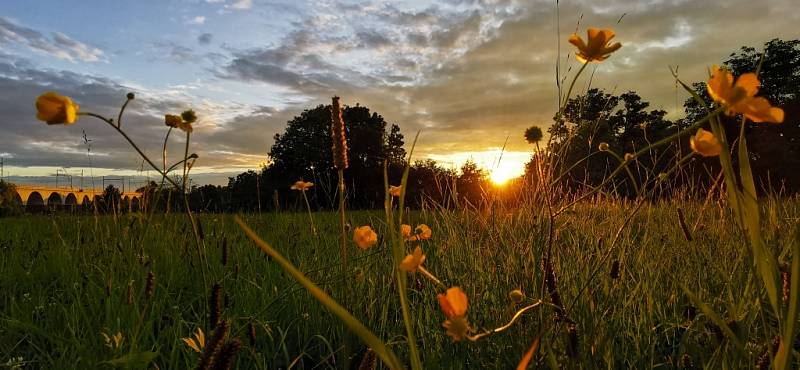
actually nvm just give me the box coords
[144,271,155,300]
[209,284,222,329]
[196,320,229,370]
[330,96,349,170]
[213,338,241,370]
[247,322,257,346]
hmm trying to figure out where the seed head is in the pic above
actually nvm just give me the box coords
[144,271,155,300]
[209,284,222,329]
[330,96,349,169]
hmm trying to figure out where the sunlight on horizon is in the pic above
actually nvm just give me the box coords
[427,149,529,184]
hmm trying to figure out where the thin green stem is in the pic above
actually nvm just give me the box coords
[552,106,725,217]
[302,191,317,236]
[79,112,180,189]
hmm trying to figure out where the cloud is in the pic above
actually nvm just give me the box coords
[231,0,252,10]
[0,17,104,62]
[190,16,207,25]
[0,53,279,184]
[198,33,214,45]
[2,0,799,184]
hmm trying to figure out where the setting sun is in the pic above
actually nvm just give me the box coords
[490,166,516,186]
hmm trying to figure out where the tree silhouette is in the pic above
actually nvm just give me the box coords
[542,89,677,196]
[683,38,800,193]
[263,103,405,210]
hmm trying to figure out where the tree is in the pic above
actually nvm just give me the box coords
[101,184,122,213]
[540,89,678,196]
[0,180,22,216]
[266,103,405,209]
[683,38,800,193]
[456,160,489,207]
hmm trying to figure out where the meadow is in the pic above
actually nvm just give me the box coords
[1,194,798,368]
[4,15,798,369]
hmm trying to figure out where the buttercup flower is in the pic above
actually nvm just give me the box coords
[568,28,622,63]
[181,327,205,353]
[415,224,432,240]
[353,225,378,250]
[707,65,784,123]
[389,185,402,197]
[438,287,468,318]
[438,287,470,341]
[164,114,194,133]
[290,181,314,191]
[399,245,426,273]
[165,114,182,128]
[509,289,525,304]
[401,224,413,240]
[36,92,79,125]
[101,331,124,350]
[598,142,610,152]
[690,128,722,157]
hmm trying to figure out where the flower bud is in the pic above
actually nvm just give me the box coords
[624,153,635,161]
[509,289,524,304]
[126,92,135,100]
[598,142,609,152]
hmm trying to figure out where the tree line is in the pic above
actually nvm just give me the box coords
[1,39,797,215]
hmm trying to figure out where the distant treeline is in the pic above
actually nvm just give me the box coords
[1,39,798,215]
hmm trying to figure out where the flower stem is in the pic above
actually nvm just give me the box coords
[302,191,317,236]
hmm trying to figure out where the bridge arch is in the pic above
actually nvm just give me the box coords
[47,192,63,206]
[12,191,23,206]
[64,193,78,211]
[26,191,45,211]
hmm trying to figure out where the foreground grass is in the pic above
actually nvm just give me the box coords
[1,197,798,369]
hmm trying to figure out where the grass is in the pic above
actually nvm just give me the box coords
[1,194,797,369]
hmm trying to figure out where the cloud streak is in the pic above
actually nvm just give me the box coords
[0,17,104,62]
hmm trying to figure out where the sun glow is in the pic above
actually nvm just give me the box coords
[489,163,517,186]
[425,149,529,186]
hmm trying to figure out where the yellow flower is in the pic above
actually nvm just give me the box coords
[415,224,432,240]
[690,128,722,157]
[164,114,194,133]
[509,289,525,304]
[438,287,470,342]
[36,92,79,125]
[438,287,468,319]
[353,225,378,250]
[165,114,182,128]
[442,315,471,342]
[181,327,205,353]
[399,245,426,273]
[598,142,610,151]
[401,224,414,241]
[101,331,124,350]
[389,185,402,197]
[290,181,314,191]
[568,28,622,63]
[706,65,784,123]
[624,153,635,162]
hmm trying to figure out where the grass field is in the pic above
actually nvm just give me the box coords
[1,195,798,369]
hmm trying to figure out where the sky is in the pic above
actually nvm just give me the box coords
[0,0,798,187]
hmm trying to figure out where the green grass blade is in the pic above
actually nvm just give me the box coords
[233,215,404,370]
[774,228,800,370]
[736,126,780,314]
[681,285,745,351]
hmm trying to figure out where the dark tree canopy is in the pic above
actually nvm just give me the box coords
[543,89,678,196]
[683,38,800,193]
[248,103,408,210]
